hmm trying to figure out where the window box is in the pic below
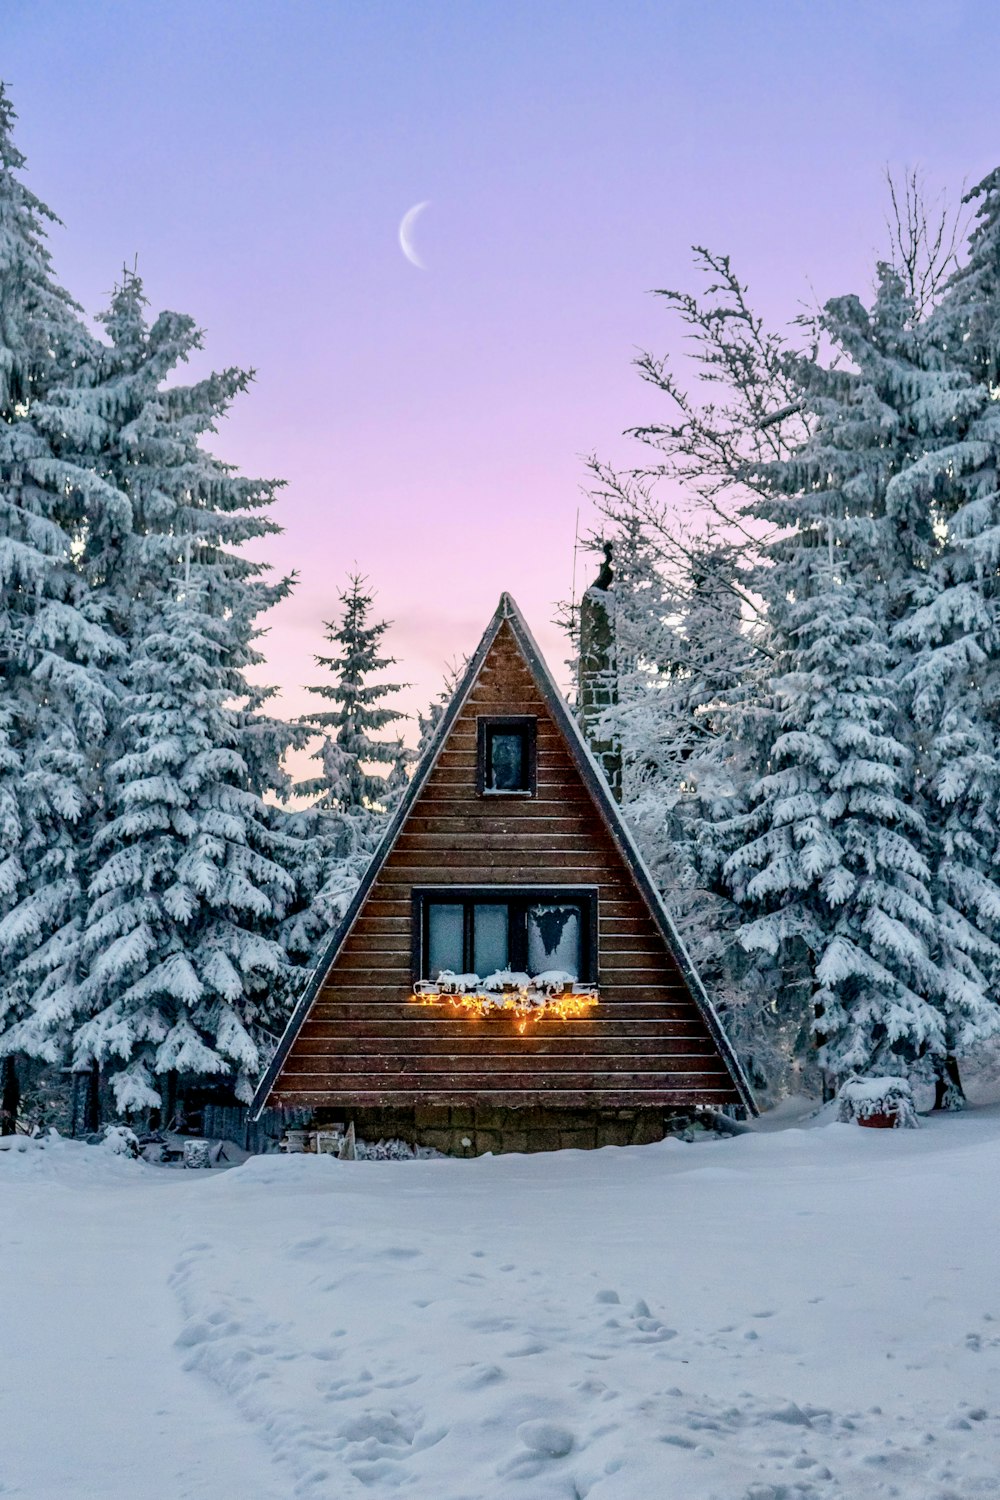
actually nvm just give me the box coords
[411,886,600,1032]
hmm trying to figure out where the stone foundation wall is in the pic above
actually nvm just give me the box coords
[312,1104,677,1156]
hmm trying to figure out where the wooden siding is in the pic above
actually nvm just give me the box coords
[269,619,741,1110]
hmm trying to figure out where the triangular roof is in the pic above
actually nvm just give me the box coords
[252,593,755,1118]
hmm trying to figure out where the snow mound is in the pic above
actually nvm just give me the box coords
[0,1130,147,1185]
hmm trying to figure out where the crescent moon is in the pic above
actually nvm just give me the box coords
[399,201,430,269]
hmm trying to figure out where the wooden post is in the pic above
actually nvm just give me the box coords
[0,1056,20,1136]
[77,1060,101,1135]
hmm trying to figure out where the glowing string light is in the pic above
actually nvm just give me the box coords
[411,982,599,1035]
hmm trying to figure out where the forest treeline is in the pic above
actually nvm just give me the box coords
[0,86,409,1127]
[590,173,1000,1107]
[3,72,1000,1125]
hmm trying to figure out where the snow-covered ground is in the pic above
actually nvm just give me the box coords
[3,1106,1000,1500]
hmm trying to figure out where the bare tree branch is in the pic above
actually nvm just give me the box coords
[883,166,966,316]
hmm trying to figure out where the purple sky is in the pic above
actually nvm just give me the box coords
[5,1,996,746]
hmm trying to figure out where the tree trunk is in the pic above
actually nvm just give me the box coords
[932,1053,965,1111]
[164,1071,184,1132]
[1,1055,20,1136]
[78,1060,102,1134]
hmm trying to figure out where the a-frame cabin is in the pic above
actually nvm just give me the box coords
[252,595,755,1153]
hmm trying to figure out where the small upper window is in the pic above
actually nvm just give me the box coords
[477,716,536,796]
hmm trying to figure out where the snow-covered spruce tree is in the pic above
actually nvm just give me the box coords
[597,514,752,873]
[296,574,408,844]
[283,577,410,962]
[284,651,459,965]
[71,588,297,1114]
[725,265,1000,1087]
[883,170,1000,1105]
[576,195,981,1100]
[0,84,121,1122]
[22,268,301,1115]
[723,568,947,1082]
[571,249,816,1096]
[577,493,793,1093]
[416,659,465,761]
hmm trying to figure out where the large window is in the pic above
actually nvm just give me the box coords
[477,716,536,796]
[415,887,597,983]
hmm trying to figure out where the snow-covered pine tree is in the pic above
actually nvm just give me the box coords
[296,573,408,844]
[724,568,947,1082]
[0,85,119,1117]
[596,514,752,872]
[71,586,297,1114]
[21,267,301,1114]
[382,734,416,811]
[282,577,410,965]
[885,169,1000,1103]
[934,167,1000,380]
[725,265,997,1086]
[579,488,791,1092]
[416,659,465,761]
[573,250,815,1095]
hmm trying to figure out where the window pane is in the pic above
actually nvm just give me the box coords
[527,904,581,978]
[427,903,464,978]
[488,731,525,790]
[473,904,509,977]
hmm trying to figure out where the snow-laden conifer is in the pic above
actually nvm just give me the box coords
[72,590,296,1112]
[414,659,465,766]
[881,173,1000,1099]
[281,577,411,963]
[0,86,118,1089]
[729,266,1000,1082]
[724,570,946,1078]
[297,574,408,822]
[22,268,300,1110]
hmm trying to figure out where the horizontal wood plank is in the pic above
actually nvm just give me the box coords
[271,1088,740,1107]
[289,1020,710,1044]
[285,1041,722,1064]
[277,1068,733,1089]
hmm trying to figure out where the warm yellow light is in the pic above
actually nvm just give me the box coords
[411,986,599,1034]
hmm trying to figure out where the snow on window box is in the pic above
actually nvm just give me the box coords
[412,969,598,1033]
[836,1075,918,1129]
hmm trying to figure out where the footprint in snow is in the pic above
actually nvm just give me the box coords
[174,1316,242,1348]
[338,1405,448,1490]
[461,1363,506,1389]
[322,1370,374,1401]
[290,1234,327,1255]
[466,1314,515,1332]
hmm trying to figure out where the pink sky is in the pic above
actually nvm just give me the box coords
[6,1,997,761]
